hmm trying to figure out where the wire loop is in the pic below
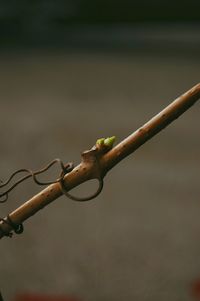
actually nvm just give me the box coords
[0,159,74,200]
[60,177,104,202]
[0,157,104,237]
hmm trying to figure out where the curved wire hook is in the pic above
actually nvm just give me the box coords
[0,156,104,238]
[0,159,74,201]
[0,194,8,203]
[60,176,104,202]
[0,180,8,203]
[0,156,103,204]
[33,160,74,185]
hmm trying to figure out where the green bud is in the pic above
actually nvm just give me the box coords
[96,138,105,146]
[103,136,116,147]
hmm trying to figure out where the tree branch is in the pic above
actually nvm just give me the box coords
[0,83,200,239]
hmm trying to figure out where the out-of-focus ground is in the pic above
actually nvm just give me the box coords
[0,33,200,301]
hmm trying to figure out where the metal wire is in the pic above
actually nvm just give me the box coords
[0,157,104,237]
[0,159,74,201]
[0,159,73,237]
[60,177,104,202]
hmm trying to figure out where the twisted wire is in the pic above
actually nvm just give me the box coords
[0,159,73,202]
[0,157,103,237]
[0,159,73,237]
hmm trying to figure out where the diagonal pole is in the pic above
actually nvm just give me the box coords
[0,83,200,239]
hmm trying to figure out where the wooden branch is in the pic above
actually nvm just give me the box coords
[0,83,200,239]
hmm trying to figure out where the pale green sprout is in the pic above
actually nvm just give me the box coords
[96,136,116,148]
[96,138,105,146]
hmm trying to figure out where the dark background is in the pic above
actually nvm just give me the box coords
[0,0,200,48]
[0,2,200,301]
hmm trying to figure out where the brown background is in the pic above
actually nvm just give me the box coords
[0,45,200,300]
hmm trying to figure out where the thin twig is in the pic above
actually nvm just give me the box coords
[0,83,200,239]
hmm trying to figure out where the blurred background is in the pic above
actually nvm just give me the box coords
[0,1,200,301]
